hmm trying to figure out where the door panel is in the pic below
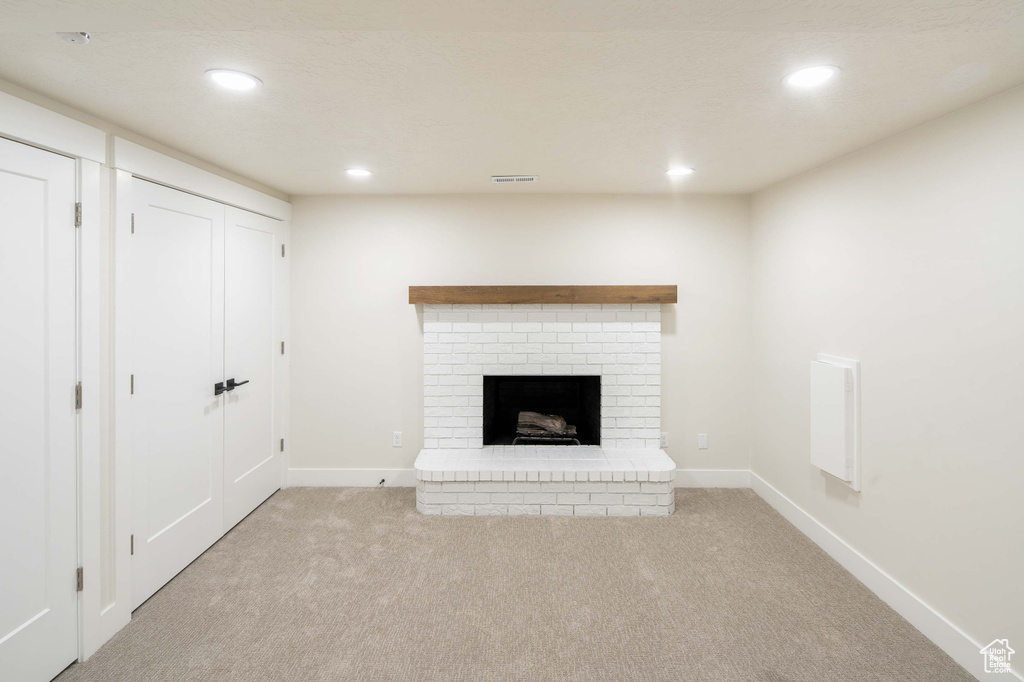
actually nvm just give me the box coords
[223,208,282,529]
[131,180,224,608]
[0,139,78,681]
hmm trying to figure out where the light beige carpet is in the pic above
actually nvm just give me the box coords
[59,488,971,681]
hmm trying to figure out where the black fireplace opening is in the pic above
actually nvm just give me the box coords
[483,375,601,446]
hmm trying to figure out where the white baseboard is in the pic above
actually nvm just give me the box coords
[287,468,418,488]
[750,471,1012,682]
[97,601,131,659]
[673,469,751,488]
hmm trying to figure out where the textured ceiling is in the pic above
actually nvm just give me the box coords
[1,1,1023,195]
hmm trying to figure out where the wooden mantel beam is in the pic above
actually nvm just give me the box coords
[409,285,677,305]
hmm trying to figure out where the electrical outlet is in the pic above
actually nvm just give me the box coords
[392,431,402,447]
[698,433,708,450]
[660,431,669,448]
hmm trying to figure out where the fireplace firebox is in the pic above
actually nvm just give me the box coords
[483,375,601,446]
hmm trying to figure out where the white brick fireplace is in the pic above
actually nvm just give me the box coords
[423,303,662,447]
[413,300,677,516]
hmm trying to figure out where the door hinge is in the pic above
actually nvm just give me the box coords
[280,438,285,452]
[130,374,134,395]
[76,566,84,592]
[281,244,285,257]
[74,202,82,228]
[280,341,285,355]
[75,382,82,409]
[130,534,134,556]
[130,212,135,234]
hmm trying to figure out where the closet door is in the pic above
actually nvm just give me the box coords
[223,208,284,529]
[130,179,225,608]
[0,139,78,681]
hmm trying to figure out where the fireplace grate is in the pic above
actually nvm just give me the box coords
[511,435,582,446]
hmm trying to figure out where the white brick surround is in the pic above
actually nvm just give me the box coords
[416,301,674,516]
[423,303,662,449]
[414,446,676,516]
[417,479,675,517]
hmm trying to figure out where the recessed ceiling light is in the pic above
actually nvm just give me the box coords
[206,69,262,91]
[666,167,695,177]
[345,168,373,177]
[784,65,840,88]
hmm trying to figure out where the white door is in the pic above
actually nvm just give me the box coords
[223,208,284,529]
[131,180,225,608]
[0,139,78,680]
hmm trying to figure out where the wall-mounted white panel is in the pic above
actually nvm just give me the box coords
[810,354,860,490]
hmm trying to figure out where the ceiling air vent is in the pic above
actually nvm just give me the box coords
[491,175,538,184]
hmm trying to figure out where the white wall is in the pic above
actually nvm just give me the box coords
[751,86,1024,662]
[290,194,752,472]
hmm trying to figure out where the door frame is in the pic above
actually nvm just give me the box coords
[0,94,104,664]
[111,137,290,624]
[1,89,290,665]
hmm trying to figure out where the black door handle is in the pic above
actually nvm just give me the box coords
[216,378,250,395]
